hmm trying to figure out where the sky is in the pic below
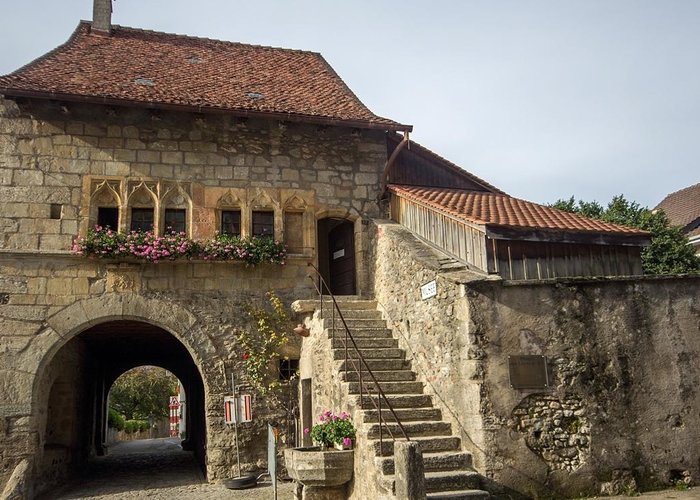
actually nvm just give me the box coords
[1,0,698,208]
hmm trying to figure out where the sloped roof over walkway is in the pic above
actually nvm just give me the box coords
[389,184,650,243]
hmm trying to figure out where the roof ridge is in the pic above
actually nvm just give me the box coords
[656,181,700,207]
[106,22,322,56]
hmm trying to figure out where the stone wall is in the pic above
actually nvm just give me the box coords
[372,220,700,497]
[0,93,390,495]
[0,95,387,294]
[0,253,311,493]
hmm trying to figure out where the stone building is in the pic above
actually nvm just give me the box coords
[1,2,698,499]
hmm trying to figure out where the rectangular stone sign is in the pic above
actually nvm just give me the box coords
[508,355,549,389]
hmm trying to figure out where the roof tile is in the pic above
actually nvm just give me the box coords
[389,185,649,236]
[0,22,410,131]
[655,182,700,231]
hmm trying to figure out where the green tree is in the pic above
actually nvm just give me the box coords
[109,366,178,420]
[551,195,700,275]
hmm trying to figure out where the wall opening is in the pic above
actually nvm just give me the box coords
[36,320,206,496]
[317,217,356,295]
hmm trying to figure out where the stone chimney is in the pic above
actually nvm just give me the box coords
[92,0,112,34]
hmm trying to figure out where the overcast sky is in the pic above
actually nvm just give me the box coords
[1,0,698,207]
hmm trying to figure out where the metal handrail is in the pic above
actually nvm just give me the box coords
[306,263,410,453]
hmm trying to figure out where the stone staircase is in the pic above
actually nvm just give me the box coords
[317,297,492,499]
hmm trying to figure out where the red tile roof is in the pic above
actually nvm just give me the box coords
[0,22,410,131]
[389,185,650,237]
[655,182,700,233]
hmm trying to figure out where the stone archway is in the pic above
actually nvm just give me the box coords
[23,293,227,497]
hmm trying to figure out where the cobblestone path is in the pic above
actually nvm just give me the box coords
[45,438,294,499]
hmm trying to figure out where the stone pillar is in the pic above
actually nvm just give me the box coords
[394,441,426,500]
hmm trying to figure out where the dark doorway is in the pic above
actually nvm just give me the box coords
[317,218,356,295]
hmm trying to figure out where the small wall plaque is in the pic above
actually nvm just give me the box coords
[508,355,548,389]
[420,280,437,300]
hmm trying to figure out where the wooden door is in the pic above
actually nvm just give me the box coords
[328,222,356,295]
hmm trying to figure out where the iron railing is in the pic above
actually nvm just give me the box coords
[306,263,409,453]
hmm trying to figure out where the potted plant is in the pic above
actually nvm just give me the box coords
[308,410,355,450]
[284,410,356,499]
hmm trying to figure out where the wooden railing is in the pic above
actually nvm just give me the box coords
[390,192,490,272]
[307,263,409,452]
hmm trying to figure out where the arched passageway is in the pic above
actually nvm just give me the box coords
[36,320,206,496]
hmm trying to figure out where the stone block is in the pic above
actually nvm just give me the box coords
[137,150,160,163]
[151,164,174,178]
[12,170,43,186]
[161,151,183,164]
[107,125,122,138]
[123,126,139,139]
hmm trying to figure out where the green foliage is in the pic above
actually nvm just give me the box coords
[551,195,700,275]
[674,480,690,491]
[307,410,356,448]
[123,419,149,434]
[236,291,292,401]
[109,366,178,420]
[73,227,287,265]
[107,408,125,431]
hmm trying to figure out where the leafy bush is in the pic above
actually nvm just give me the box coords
[124,419,149,434]
[107,408,125,431]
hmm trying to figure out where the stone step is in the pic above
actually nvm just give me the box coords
[365,421,451,439]
[361,407,441,423]
[354,393,433,409]
[347,381,424,395]
[319,309,383,320]
[291,298,376,313]
[325,327,394,338]
[381,470,483,495]
[375,450,473,475]
[337,358,411,372]
[332,348,403,360]
[370,436,461,457]
[331,337,397,349]
[427,490,491,500]
[323,318,388,329]
[342,370,416,382]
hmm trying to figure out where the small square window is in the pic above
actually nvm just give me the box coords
[221,210,241,236]
[279,359,299,381]
[164,209,186,233]
[131,208,154,232]
[97,207,118,229]
[49,204,62,220]
[252,211,274,237]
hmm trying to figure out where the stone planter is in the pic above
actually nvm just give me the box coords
[284,447,354,500]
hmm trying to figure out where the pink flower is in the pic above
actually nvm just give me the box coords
[343,437,352,447]
[304,428,310,434]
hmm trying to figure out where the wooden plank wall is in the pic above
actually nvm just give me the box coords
[390,194,489,272]
[493,240,644,280]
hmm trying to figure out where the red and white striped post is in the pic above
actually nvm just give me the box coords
[169,395,180,437]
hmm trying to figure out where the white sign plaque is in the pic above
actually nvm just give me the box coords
[420,280,437,300]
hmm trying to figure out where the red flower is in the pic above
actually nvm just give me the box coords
[242,353,250,360]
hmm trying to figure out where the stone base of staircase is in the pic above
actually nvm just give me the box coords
[299,296,497,499]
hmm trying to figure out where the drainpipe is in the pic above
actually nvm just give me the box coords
[379,131,410,200]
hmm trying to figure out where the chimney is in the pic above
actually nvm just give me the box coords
[92,0,112,34]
